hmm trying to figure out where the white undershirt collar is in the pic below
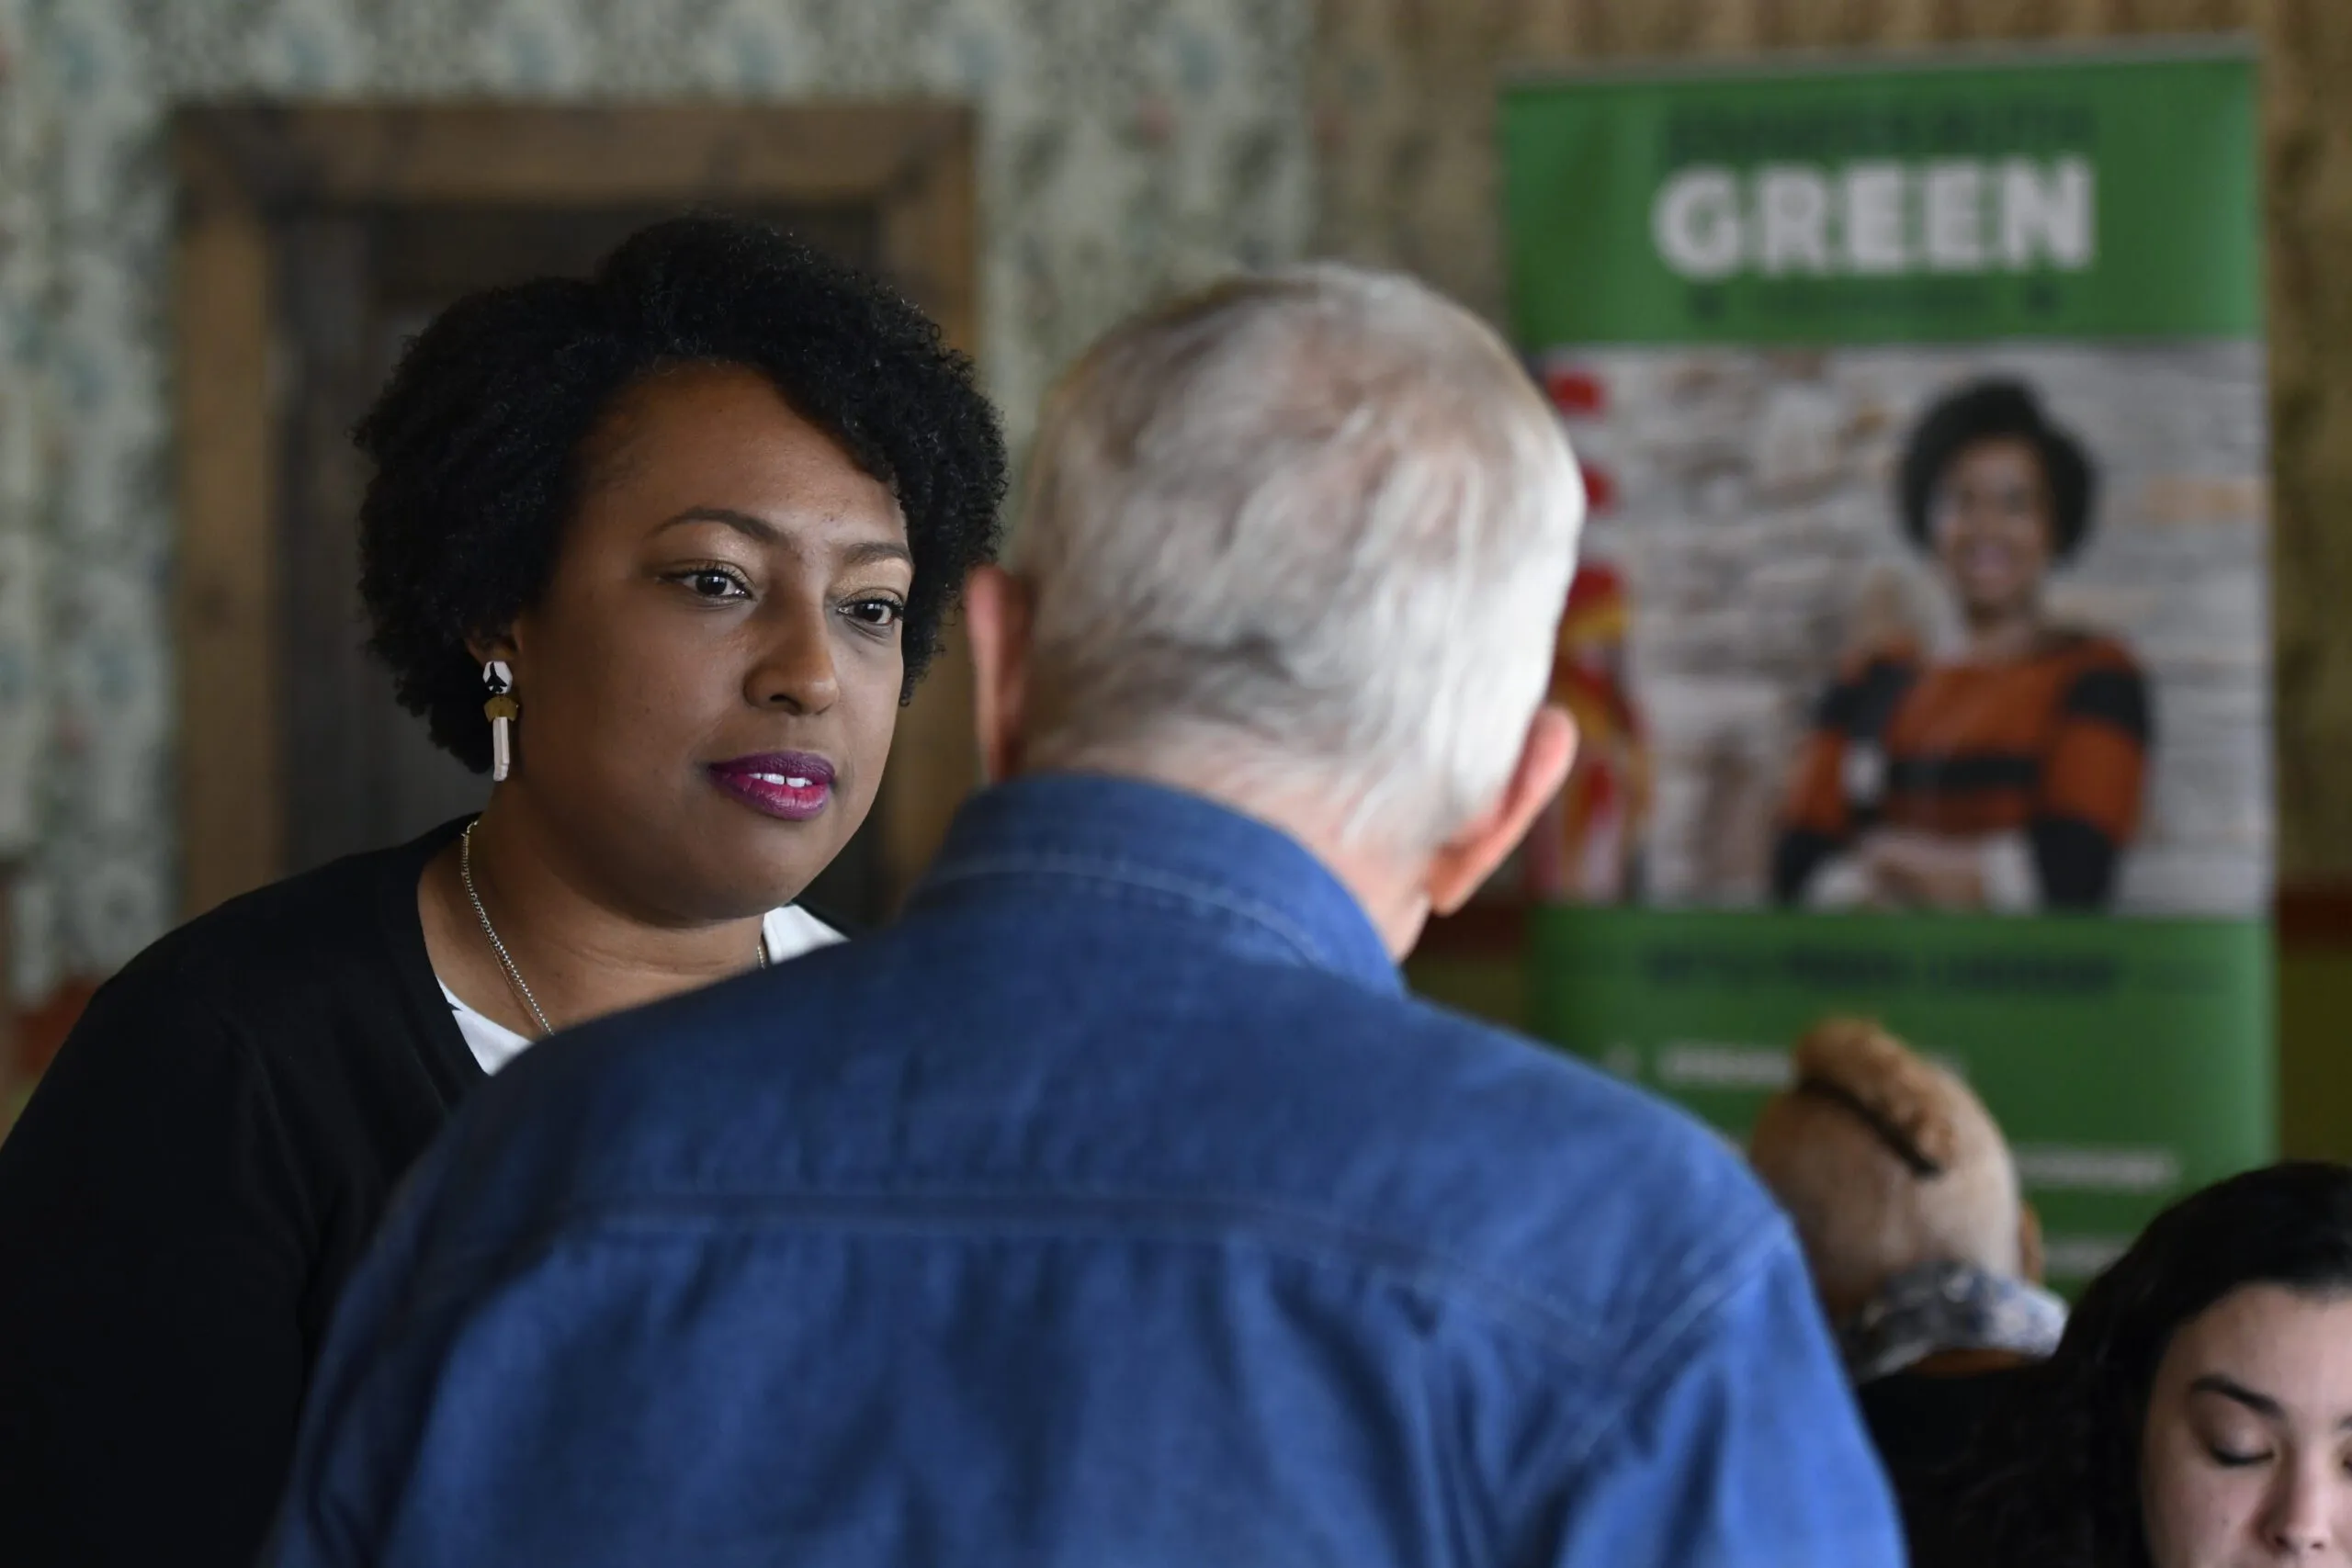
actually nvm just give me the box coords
[438,905,844,1075]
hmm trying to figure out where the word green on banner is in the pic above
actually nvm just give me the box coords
[1530,906,2276,1291]
[1501,43,2258,345]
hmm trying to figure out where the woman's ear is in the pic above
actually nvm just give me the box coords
[2018,1200,2045,1284]
[464,630,521,679]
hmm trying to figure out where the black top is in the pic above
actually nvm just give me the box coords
[0,819,485,1568]
[1859,1364,2035,1568]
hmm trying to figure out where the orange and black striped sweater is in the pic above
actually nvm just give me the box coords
[1771,631,2153,910]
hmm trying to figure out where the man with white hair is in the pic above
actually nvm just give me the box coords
[266,267,1902,1566]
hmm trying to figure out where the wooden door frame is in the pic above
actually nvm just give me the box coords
[173,100,980,919]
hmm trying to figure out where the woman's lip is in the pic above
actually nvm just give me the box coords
[1953,545,2023,584]
[707,753,836,822]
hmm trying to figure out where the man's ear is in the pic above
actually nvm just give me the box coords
[2018,1201,2045,1285]
[963,565,1035,784]
[1423,704,1577,917]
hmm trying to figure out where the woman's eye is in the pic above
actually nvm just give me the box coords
[844,597,905,629]
[2208,1445,2270,1468]
[678,570,750,602]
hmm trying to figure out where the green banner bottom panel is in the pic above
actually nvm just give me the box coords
[1529,907,2275,1292]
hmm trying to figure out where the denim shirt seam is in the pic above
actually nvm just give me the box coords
[403,1186,1616,1368]
[1555,1219,1789,1473]
[922,851,1340,972]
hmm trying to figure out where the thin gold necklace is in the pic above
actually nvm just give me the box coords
[459,820,768,1040]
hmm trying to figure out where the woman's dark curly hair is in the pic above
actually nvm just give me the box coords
[1898,377,2097,562]
[1949,1162,2352,1568]
[356,213,1007,773]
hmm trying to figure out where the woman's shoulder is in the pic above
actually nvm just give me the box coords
[94,820,463,1033]
[2041,628,2152,729]
[1851,631,1929,667]
[4,823,473,1213]
[1805,638,1928,729]
[1829,636,1930,688]
[2041,626,2144,677]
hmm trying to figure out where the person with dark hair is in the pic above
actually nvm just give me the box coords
[1773,377,2152,911]
[1945,1161,2352,1568]
[0,215,1006,1568]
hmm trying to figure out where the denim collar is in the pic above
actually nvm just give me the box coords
[914,772,1403,996]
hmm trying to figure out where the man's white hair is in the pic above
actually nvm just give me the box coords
[1014,264,1585,851]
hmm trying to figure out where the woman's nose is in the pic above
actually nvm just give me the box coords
[745,601,841,715]
[2262,1462,2342,1556]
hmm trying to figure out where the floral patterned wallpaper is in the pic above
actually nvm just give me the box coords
[0,0,55,891]
[0,0,1312,998]
[13,0,2350,998]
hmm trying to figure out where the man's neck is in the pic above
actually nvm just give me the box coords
[1018,753,1429,959]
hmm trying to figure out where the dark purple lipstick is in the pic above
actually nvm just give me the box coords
[707,751,837,822]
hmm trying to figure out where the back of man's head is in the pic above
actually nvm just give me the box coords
[1007,265,1585,858]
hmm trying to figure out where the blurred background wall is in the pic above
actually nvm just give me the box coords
[0,0,1312,1002]
[2,0,2348,1148]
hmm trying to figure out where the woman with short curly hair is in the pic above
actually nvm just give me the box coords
[1771,377,2153,912]
[0,214,1006,1568]
[1945,1161,2352,1568]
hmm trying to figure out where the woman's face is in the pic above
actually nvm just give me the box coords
[2142,1284,2352,1567]
[494,363,910,923]
[1928,435,2055,624]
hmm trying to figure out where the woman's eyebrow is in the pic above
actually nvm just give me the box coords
[839,540,913,570]
[2189,1373,2286,1420]
[654,506,777,544]
[651,511,910,571]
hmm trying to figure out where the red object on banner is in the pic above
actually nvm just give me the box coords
[1522,558,1650,906]
[1542,365,1606,417]
[1564,558,1627,629]
[1578,462,1618,514]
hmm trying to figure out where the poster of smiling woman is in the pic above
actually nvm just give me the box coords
[1501,40,2268,1290]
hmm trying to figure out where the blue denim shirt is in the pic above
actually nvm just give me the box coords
[268,775,1902,1567]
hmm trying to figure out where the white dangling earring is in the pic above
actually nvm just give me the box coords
[482,660,517,783]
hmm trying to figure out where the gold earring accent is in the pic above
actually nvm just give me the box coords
[483,660,517,782]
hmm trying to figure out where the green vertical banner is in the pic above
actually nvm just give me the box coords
[1499,41,2271,1291]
